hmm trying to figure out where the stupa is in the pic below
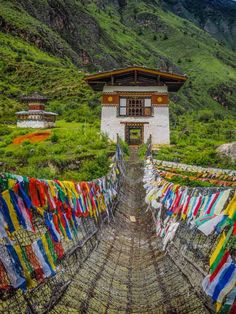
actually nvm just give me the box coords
[16,92,57,128]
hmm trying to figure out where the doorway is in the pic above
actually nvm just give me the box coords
[125,125,143,145]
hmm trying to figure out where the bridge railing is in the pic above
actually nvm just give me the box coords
[143,154,236,313]
[0,140,125,314]
[146,134,152,158]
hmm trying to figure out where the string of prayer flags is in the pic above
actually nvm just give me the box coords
[144,158,235,237]
[0,158,120,293]
[0,231,66,291]
[144,157,236,313]
[0,165,118,241]
[154,160,236,185]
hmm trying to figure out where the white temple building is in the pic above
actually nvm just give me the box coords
[85,66,187,146]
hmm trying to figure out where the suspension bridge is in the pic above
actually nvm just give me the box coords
[0,140,235,314]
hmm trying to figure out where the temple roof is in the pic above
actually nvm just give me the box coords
[20,92,48,102]
[85,66,187,92]
[16,110,57,116]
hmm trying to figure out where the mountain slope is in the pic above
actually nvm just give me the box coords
[0,0,235,172]
[161,0,236,51]
[0,0,236,116]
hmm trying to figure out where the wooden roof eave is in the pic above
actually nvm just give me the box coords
[85,66,187,83]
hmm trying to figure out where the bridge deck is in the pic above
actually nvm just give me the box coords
[51,149,208,314]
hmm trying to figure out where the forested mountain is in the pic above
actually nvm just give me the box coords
[0,0,236,116]
[161,0,236,50]
[0,0,235,174]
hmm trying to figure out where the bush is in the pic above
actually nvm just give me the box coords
[163,34,168,40]
[138,144,147,159]
[15,56,22,62]
[170,133,178,145]
[214,111,225,120]
[22,140,31,146]
[51,133,59,143]
[119,140,129,156]
[138,28,143,35]
[80,152,110,180]
[5,151,14,157]
[0,127,11,136]
[198,110,214,122]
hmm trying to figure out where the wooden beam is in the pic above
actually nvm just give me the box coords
[111,75,114,85]
[85,66,188,82]
[134,70,137,83]
[120,122,149,125]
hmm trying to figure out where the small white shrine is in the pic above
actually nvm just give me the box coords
[16,92,57,128]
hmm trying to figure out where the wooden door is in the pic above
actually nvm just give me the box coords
[125,125,143,145]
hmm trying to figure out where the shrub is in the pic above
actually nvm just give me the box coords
[5,151,14,157]
[0,127,11,136]
[15,56,22,62]
[138,28,143,35]
[198,110,214,122]
[214,111,225,120]
[119,140,129,156]
[138,144,147,159]
[80,152,109,180]
[51,133,59,143]
[170,133,178,145]
[22,140,31,146]
[163,34,168,40]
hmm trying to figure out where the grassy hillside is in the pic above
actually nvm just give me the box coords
[0,31,103,122]
[0,0,235,177]
[1,0,236,114]
[0,120,115,181]
[0,32,115,179]
[86,1,236,110]
[161,0,236,50]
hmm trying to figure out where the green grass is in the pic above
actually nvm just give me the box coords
[0,0,235,177]
[0,120,115,181]
[0,32,97,122]
[155,112,236,170]
[164,175,215,188]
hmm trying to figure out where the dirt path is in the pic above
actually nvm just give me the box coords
[51,148,208,314]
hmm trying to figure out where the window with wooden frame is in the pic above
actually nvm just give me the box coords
[119,97,152,117]
[119,97,127,116]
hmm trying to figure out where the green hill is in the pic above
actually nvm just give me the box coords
[161,0,236,51]
[1,0,236,115]
[0,0,235,177]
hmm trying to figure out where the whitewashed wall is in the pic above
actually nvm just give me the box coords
[103,86,167,93]
[17,120,55,128]
[101,85,170,145]
[101,106,170,145]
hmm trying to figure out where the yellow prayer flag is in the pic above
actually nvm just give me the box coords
[224,193,236,216]
[210,232,226,266]
[48,181,57,198]
[2,190,20,231]
[42,234,56,271]
[15,245,34,288]
[216,302,222,312]
[8,179,17,189]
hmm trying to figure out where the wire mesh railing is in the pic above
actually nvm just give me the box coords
[0,140,125,314]
[1,133,235,314]
[144,149,236,313]
[49,144,208,314]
